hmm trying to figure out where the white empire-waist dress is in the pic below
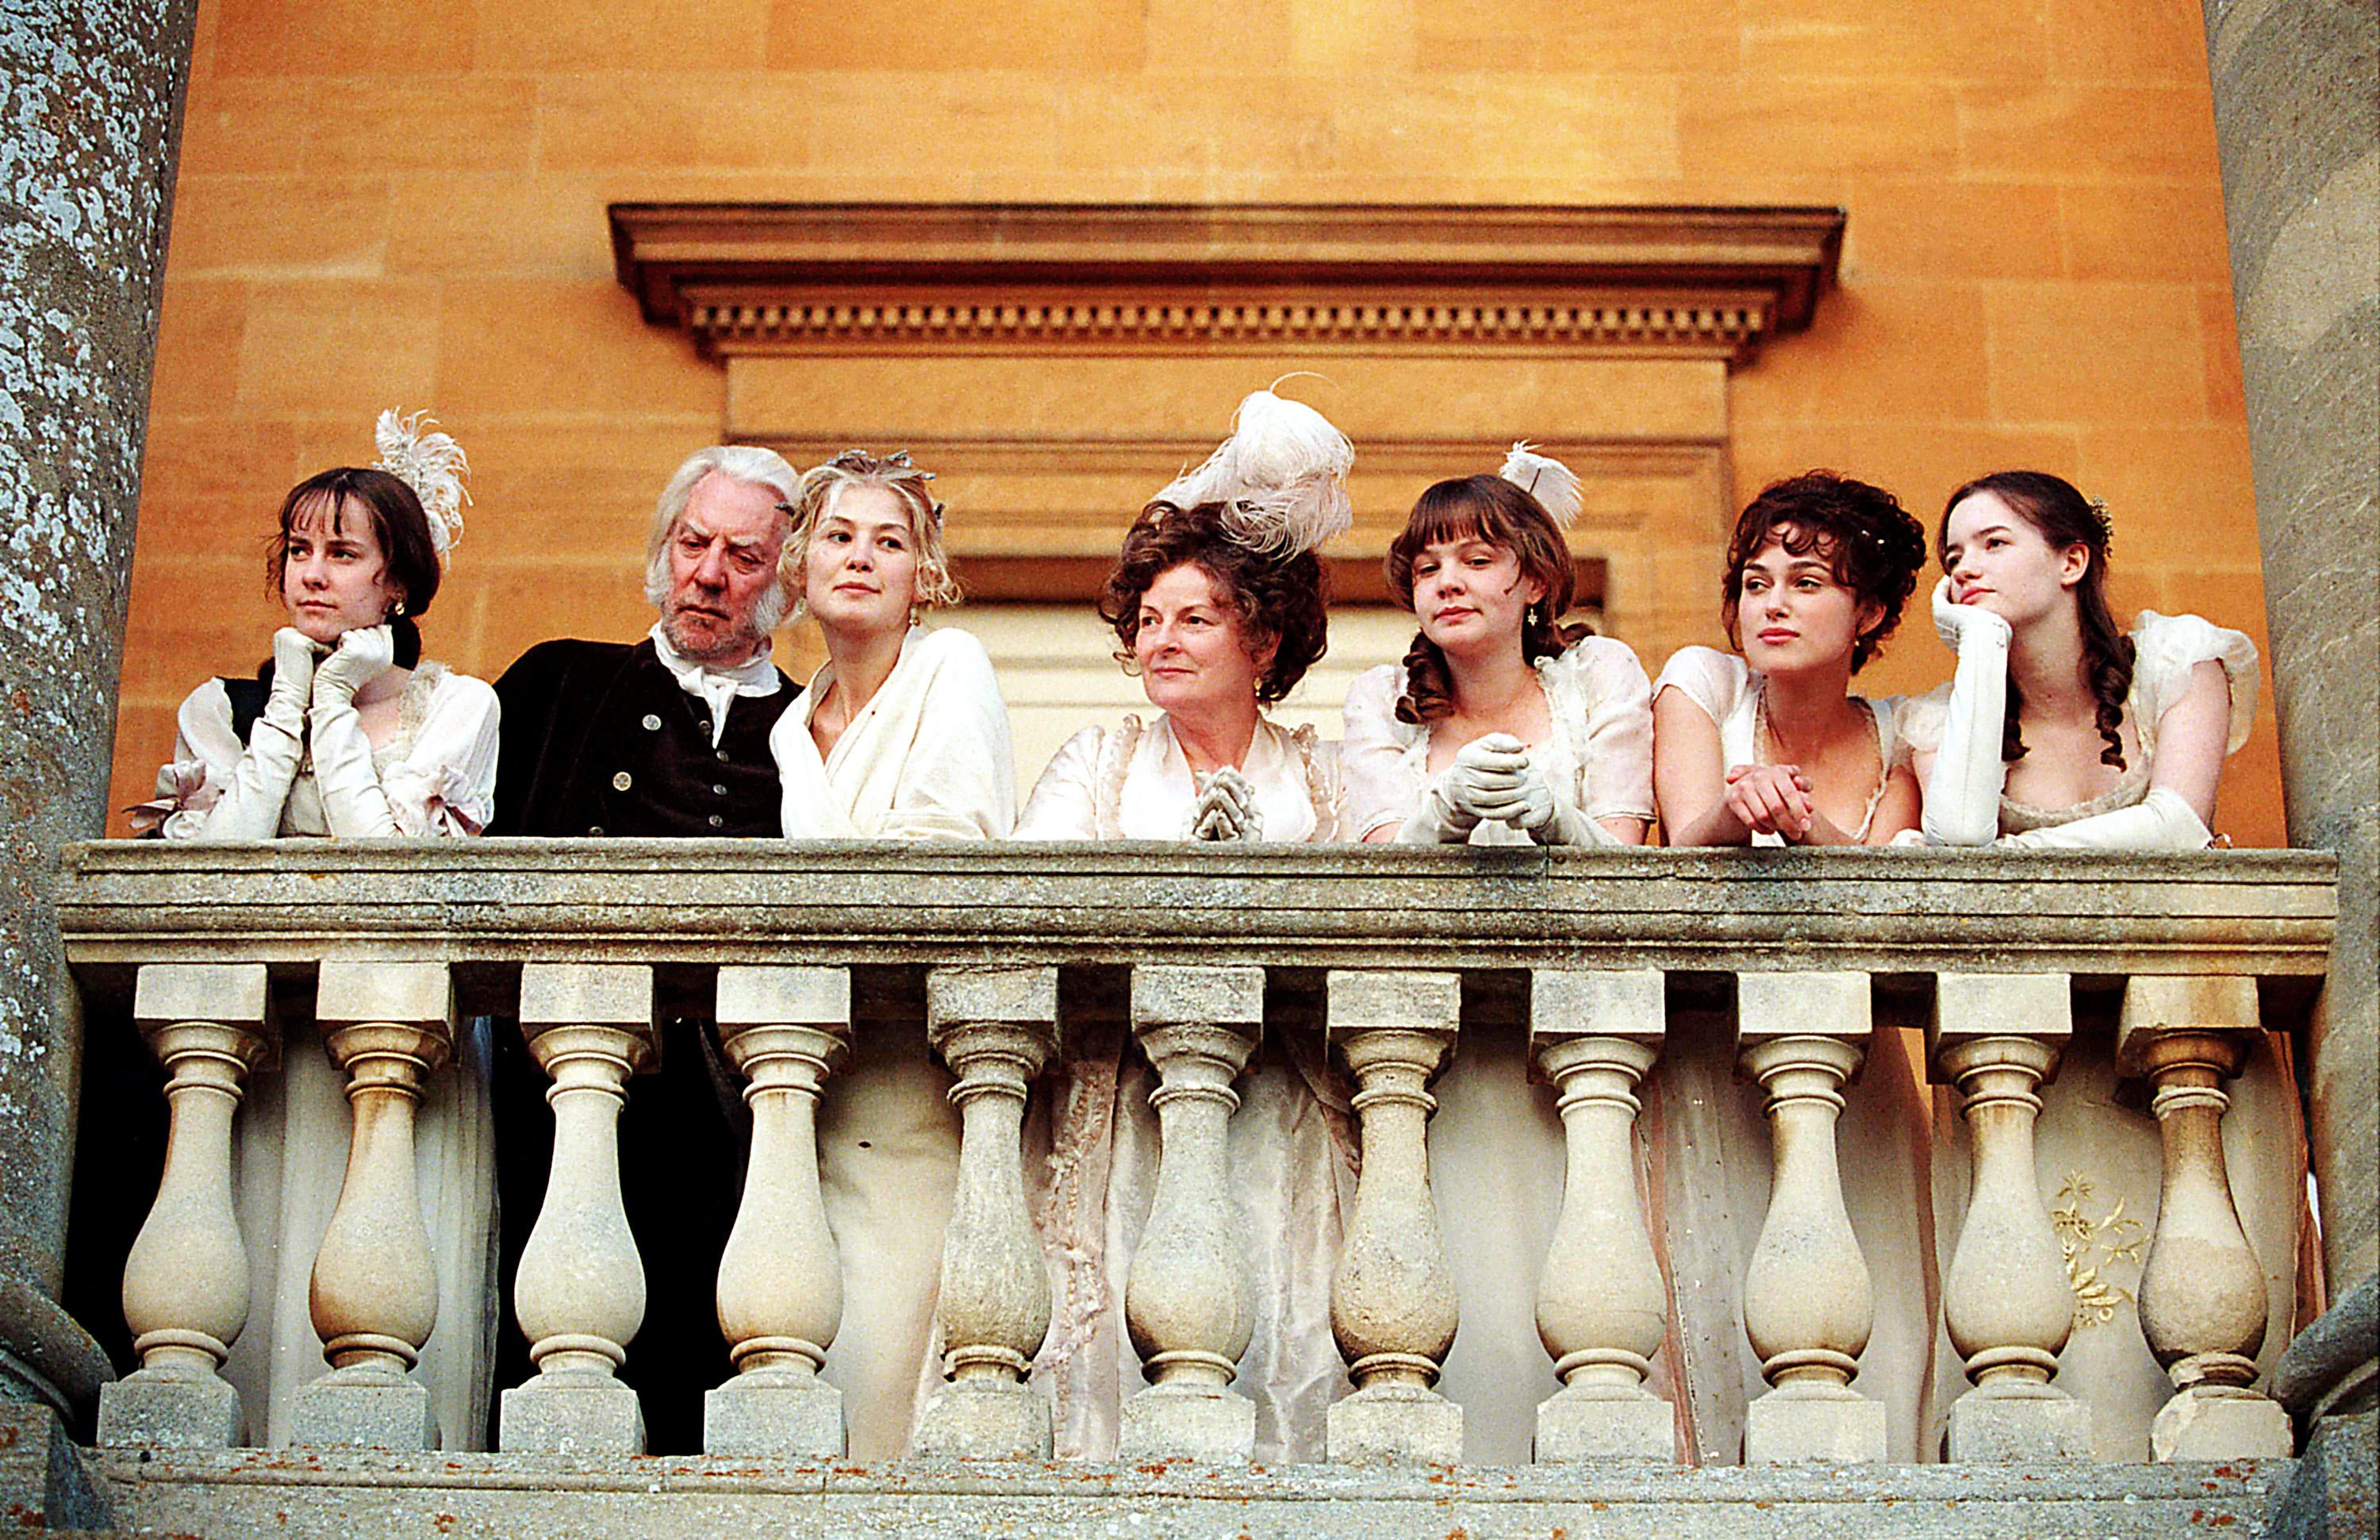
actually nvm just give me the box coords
[141,659,502,1450]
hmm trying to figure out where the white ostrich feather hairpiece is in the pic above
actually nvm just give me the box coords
[1499,441,1582,529]
[1155,387,1354,559]
[373,409,471,562]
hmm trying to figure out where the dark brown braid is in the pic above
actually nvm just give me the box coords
[1940,470,2135,769]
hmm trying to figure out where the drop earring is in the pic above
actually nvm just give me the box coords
[390,597,407,617]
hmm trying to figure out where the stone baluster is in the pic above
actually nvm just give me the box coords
[2118,975,2291,1461]
[497,963,657,1455]
[1118,964,1264,1462]
[290,962,455,1450]
[1736,971,1885,1463]
[1324,970,1462,1465]
[1529,969,1672,1463]
[97,964,277,1448]
[912,966,1061,1459]
[1929,973,2090,1461]
[704,965,852,1457]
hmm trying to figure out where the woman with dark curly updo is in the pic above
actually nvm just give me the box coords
[1341,450,1653,845]
[1015,390,1345,840]
[1906,470,2257,848]
[1654,470,1929,846]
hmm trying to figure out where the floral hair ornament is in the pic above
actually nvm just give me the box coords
[2086,494,2114,550]
[373,409,470,565]
[1498,442,1583,529]
[1155,381,1354,559]
[823,447,946,527]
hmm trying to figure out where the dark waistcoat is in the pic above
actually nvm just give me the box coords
[490,638,796,837]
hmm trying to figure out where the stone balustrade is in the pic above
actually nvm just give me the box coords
[58,841,2333,1473]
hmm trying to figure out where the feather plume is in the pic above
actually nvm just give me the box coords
[373,409,471,561]
[1499,441,1582,529]
[1157,388,1354,558]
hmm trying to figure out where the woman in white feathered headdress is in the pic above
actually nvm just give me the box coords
[1013,386,1349,842]
[1339,447,1654,845]
[133,411,501,839]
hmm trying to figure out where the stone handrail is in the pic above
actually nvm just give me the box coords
[56,841,2336,1466]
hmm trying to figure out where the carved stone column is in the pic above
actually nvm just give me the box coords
[2119,976,2291,1461]
[96,964,275,1448]
[1324,970,1461,1465]
[1736,971,1886,1464]
[1529,969,1671,1462]
[0,0,198,1423]
[290,962,455,1450]
[912,966,1060,1459]
[1118,964,1263,1462]
[704,966,851,1457]
[497,963,656,1455]
[1929,973,2090,1461]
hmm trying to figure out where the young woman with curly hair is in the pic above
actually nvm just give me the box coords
[1907,470,2257,848]
[1341,455,1653,845]
[1654,470,1929,846]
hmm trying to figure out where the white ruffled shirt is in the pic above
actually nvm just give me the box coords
[1898,609,2259,834]
[145,662,500,838]
[648,622,783,749]
[1014,713,1340,842]
[771,625,1016,839]
[1338,638,1656,843]
[1653,645,1910,846]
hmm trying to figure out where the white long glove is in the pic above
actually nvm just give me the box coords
[1920,577,2014,846]
[194,628,317,840]
[1395,735,1519,844]
[1508,755,1623,847]
[308,625,405,838]
[1187,767,1263,841]
[1999,786,2213,851]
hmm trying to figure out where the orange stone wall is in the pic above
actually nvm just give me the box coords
[112,0,2283,843]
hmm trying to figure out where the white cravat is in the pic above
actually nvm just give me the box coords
[647,623,781,747]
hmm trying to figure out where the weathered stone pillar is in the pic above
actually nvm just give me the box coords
[1736,971,1886,1465]
[2119,975,2292,1460]
[289,962,454,1450]
[1527,969,1671,1463]
[1118,964,1263,1463]
[1325,969,1462,1465]
[704,965,850,1457]
[96,964,274,1448]
[1929,974,2090,1461]
[912,966,1059,1460]
[498,963,656,1455]
[2201,0,2378,1304]
[0,0,201,1418]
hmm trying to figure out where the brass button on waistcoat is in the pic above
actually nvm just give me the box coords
[642,713,662,731]
[612,770,633,791]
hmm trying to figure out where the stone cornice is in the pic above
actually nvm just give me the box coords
[607,202,1845,365]
[58,843,2335,990]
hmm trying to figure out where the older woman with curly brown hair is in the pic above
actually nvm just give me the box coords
[1015,391,1345,841]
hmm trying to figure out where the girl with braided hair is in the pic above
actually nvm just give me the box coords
[1654,470,1929,846]
[1906,470,2257,849]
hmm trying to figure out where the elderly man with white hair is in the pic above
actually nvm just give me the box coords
[484,444,801,1455]
[491,444,800,837]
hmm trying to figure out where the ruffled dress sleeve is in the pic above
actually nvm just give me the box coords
[2130,609,2259,757]
[1550,637,1656,823]
[377,667,501,835]
[1653,645,1750,734]
[136,679,244,839]
[1338,664,1426,840]
[1014,726,1108,839]
[1896,682,1952,766]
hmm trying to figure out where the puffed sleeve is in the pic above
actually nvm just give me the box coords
[377,671,501,835]
[1014,726,1107,839]
[1565,638,1657,823]
[1896,682,1952,762]
[138,680,243,839]
[1651,645,1747,730]
[877,629,1017,840]
[2131,611,2259,755]
[1338,663,1426,840]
